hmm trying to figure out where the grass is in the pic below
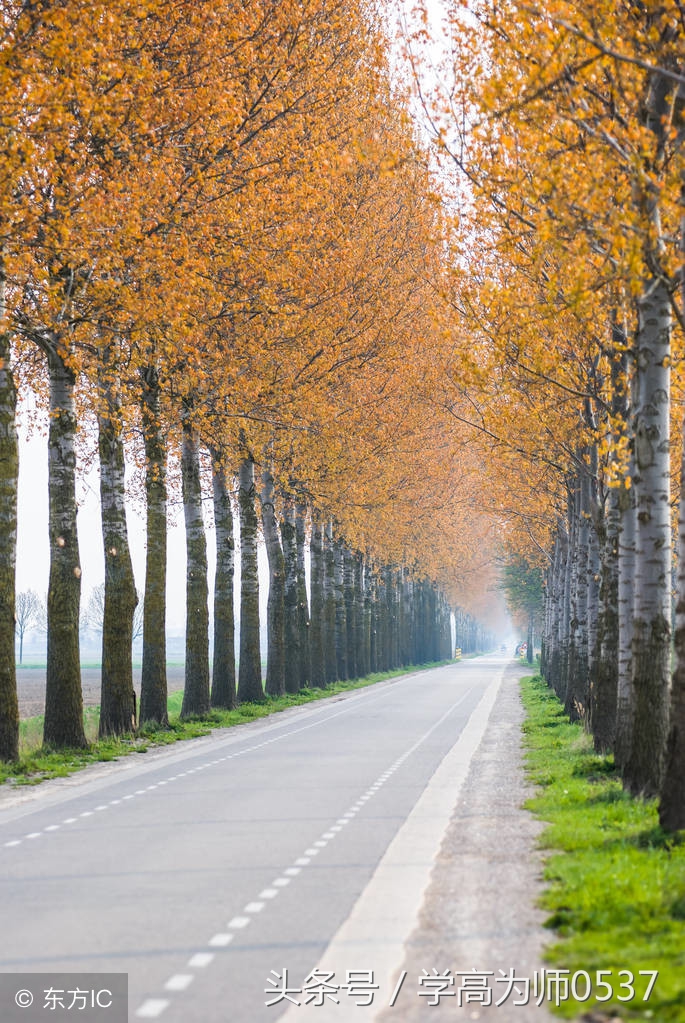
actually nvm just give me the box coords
[1,661,450,787]
[521,674,685,1021]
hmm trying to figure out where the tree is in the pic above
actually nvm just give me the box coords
[502,558,544,666]
[14,589,43,665]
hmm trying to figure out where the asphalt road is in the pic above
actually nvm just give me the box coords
[0,657,508,1022]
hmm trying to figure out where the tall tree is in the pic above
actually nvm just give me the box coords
[237,455,262,702]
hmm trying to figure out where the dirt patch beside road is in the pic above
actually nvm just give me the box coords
[16,666,187,719]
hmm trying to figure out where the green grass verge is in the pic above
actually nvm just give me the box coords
[521,674,685,1021]
[1,661,450,788]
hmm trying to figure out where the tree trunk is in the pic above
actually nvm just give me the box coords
[593,334,627,753]
[660,413,685,829]
[389,567,401,666]
[593,487,618,753]
[261,470,285,697]
[295,504,310,687]
[281,499,300,694]
[324,521,338,683]
[0,311,18,761]
[559,490,575,704]
[334,536,348,680]
[659,170,685,830]
[43,346,87,749]
[344,546,357,678]
[625,279,672,796]
[361,556,372,676]
[97,350,137,737]
[616,476,636,769]
[210,452,236,710]
[527,616,534,664]
[368,561,379,671]
[139,366,168,727]
[237,456,263,701]
[565,474,589,722]
[399,568,410,666]
[309,519,325,686]
[354,552,365,675]
[180,411,210,718]
[586,503,601,706]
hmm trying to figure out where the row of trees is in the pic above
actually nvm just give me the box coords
[0,1,501,763]
[409,0,684,829]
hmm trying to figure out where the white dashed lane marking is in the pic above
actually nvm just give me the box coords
[134,998,170,1018]
[227,916,251,928]
[187,953,214,968]
[163,975,194,992]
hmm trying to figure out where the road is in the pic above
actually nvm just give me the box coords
[0,657,509,1022]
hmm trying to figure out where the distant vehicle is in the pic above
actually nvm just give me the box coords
[500,644,507,653]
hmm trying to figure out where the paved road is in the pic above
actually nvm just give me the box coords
[0,657,508,1022]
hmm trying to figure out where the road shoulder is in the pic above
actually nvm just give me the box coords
[378,660,555,1020]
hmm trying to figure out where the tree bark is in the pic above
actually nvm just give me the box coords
[43,345,87,749]
[593,338,626,752]
[559,491,574,703]
[180,410,210,718]
[660,414,685,829]
[281,499,300,694]
[139,366,168,727]
[324,521,338,683]
[625,279,672,796]
[659,166,685,830]
[354,552,365,675]
[593,487,618,753]
[0,311,19,761]
[309,519,325,686]
[344,546,357,678]
[97,348,137,737]
[261,470,285,697]
[237,456,263,701]
[334,535,348,680]
[361,556,373,676]
[616,475,636,769]
[565,473,589,722]
[295,503,310,687]
[210,452,235,710]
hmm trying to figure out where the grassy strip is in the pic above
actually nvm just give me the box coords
[1,661,450,787]
[521,674,685,1022]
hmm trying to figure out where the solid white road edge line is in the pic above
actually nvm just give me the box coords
[279,663,507,1021]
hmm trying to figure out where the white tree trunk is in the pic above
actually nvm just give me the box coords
[626,279,672,795]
